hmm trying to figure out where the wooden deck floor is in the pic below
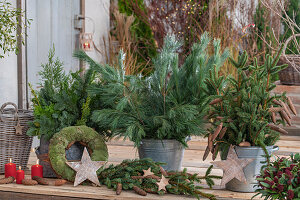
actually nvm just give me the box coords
[1,135,300,200]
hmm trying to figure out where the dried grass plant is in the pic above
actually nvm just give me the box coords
[101,2,146,75]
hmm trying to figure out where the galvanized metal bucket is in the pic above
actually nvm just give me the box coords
[138,139,185,171]
[225,145,279,192]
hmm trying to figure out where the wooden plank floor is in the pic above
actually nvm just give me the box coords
[1,135,300,200]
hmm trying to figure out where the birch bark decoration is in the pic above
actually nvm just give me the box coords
[66,148,106,187]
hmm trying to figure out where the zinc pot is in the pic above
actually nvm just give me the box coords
[225,145,279,192]
[35,135,84,177]
[138,139,185,171]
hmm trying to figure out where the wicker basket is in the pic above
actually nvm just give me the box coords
[278,34,300,85]
[0,102,33,173]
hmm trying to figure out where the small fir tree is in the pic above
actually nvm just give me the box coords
[203,47,296,161]
[74,33,229,147]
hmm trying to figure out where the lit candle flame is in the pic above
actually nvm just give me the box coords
[36,159,39,165]
[9,158,12,163]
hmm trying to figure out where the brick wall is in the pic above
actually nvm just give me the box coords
[273,83,300,135]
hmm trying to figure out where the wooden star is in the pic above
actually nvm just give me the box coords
[143,168,154,177]
[161,175,169,184]
[14,121,23,135]
[66,147,106,186]
[211,145,254,186]
[156,175,169,191]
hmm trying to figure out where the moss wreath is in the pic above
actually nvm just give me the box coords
[49,125,108,182]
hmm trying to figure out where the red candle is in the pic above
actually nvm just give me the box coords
[5,158,16,178]
[16,166,24,184]
[31,159,43,178]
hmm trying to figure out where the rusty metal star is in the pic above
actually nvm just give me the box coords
[14,121,23,135]
[211,145,254,186]
[66,147,106,186]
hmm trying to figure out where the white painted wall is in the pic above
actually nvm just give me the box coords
[26,0,81,95]
[85,0,110,64]
[0,0,18,106]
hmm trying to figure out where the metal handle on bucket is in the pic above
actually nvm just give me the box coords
[0,102,18,122]
[272,146,279,152]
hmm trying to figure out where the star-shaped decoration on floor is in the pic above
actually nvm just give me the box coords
[156,175,169,191]
[14,121,23,135]
[143,168,154,177]
[211,145,254,186]
[66,147,106,187]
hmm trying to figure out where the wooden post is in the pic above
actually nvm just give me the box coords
[79,0,86,75]
[17,0,23,109]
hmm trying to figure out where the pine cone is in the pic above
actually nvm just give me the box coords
[268,106,284,113]
[218,127,227,139]
[0,176,15,184]
[287,97,297,115]
[54,179,67,186]
[270,106,276,123]
[22,179,38,185]
[267,124,288,135]
[144,188,157,194]
[280,110,292,126]
[272,99,282,106]
[279,100,292,119]
[203,145,210,161]
[116,183,122,195]
[212,144,219,161]
[159,166,168,177]
[145,175,160,181]
[209,98,222,105]
[133,186,147,196]
[211,122,223,141]
[32,176,49,185]
[208,134,213,151]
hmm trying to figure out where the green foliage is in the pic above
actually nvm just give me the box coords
[282,0,300,54]
[254,153,300,200]
[118,0,157,65]
[205,48,289,159]
[0,0,30,58]
[27,47,95,140]
[75,33,229,147]
[98,158,221,199]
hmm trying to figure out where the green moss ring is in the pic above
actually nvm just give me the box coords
[49,126,108,182]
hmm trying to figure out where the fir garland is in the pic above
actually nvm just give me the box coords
[98,158,221,200]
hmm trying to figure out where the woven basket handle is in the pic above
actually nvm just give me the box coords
[282,34,300,56]
[0,102,18,122]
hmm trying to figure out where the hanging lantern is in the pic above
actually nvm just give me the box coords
[79,33,93,51]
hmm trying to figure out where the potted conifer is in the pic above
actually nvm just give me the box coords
[75,33,229,171]
[203,49,297,192]
[27,47,97,177]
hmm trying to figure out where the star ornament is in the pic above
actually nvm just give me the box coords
[156,175,169,191]
[211,145,254,186]
[14,121,23,135]
[66,147,106,187]
[143,168,154,177]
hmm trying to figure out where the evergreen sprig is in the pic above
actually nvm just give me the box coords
[204,48,291,160]
[75,33,229,147]
[98,158,221,199]
[27,47,96,140]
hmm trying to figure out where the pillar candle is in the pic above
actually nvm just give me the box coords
[31,159,43,178]
[16,166,24,184]
[5,158,16,178]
